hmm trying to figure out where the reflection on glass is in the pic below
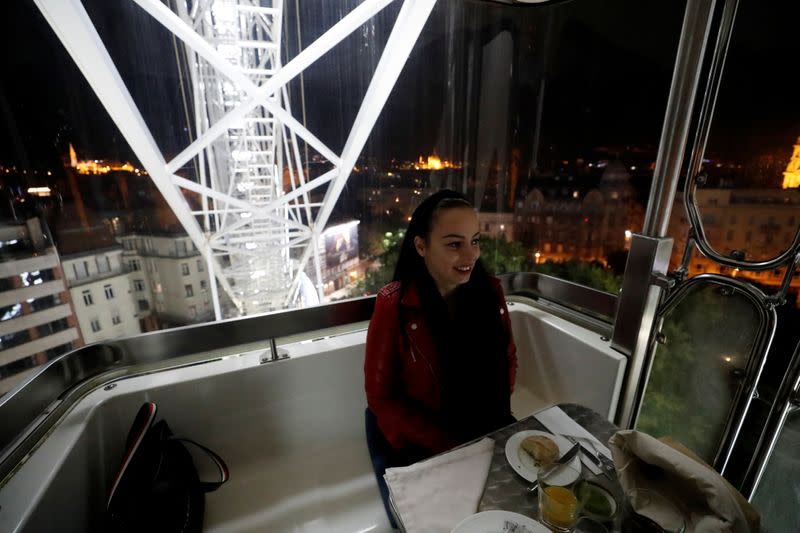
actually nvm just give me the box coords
[668,0,800,275]
[636,283,761,462]
[751,410,800,533]
[2,0,685,389]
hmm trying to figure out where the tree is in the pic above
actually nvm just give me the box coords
[529,259,622,294]
[479,235,534,276]
[352,229,405,295]
[636,283,761,462]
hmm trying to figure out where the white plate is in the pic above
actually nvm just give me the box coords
[505,430,581,484]
[451,510,549,533]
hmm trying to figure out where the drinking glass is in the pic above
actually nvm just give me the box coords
[537,462,584,532]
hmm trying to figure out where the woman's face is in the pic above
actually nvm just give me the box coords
[414,206,481,296]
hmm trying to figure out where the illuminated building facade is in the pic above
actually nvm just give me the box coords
[0,216,82,394]
[782,137,800,189]
[61,246,142,344]
[514,160,643,263]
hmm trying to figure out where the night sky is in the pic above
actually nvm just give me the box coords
[1,0,799,178]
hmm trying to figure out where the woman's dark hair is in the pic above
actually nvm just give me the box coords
[393,189,512,441]
[393,189,476,286]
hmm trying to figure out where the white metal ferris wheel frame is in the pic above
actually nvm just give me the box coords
[33,0,437,317]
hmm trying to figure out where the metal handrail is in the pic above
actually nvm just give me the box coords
[498,272,618,323]
[0,270,619,485]
[0,296,375,484]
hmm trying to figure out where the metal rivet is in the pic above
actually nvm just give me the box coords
[410,323,417,330]
[600,336,610,342]
[104,383,117,391]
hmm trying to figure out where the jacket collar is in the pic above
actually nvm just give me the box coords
[399,280,423,309]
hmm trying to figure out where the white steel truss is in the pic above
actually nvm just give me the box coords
[34,0,437,317]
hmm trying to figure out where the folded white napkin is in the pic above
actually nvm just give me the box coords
[534,406,612,475]
[384,438,495,533]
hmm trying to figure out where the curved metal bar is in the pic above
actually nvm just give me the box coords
[646,274,777,474]
[0,296,376,483]
[741,337,800,500]
[641,0,717,238]
[684,0,739,181]
[772,252,800,307]
[685,174,800,271]
[498,272,618,323]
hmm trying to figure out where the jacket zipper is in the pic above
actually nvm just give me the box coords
[408,335,438,383]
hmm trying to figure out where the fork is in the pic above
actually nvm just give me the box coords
[563,435,615,479]
[527,443,580,494]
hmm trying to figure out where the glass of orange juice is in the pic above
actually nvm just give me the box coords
[537,462,584,531]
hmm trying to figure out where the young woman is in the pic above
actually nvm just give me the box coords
[364,189,517,525]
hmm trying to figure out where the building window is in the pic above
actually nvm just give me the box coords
[726,230,734,242]
[36,318,69,338]
[133,279,145,291]
[73,261,89,280]
[138,299,149,311]
[197,259,204,272]
[112,313,122,325]
[185,284,194,297]
[188,305,197,319]
[96,255,111,273]
[181,263,190,276]
[745,231,752,243]
[104,284,114,299]
[123,240,134,251]
[177,241,188,255]
[82,290,94,306]
[129,259,141,271]
[729,215,737,225]
[200,280,207,291]
[90,318,101,332]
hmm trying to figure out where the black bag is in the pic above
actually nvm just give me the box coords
[106,402,229,533]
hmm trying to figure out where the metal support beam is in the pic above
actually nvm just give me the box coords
[642,0,716,238]
[35,0,423,316]
[33,0,238,308]
[612,235,673,428]
[285,0,438,304]
[612,0,716,429]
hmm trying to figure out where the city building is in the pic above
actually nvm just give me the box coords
[0,217,82,394]
[119,233,215,326]
[478,212,515,242]
[782,137,800,189]
[514,160,643,263]
[60,245,141,345]
[317,221,362,296]
[669,188,800,304]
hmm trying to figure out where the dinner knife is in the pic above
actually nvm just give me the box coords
[556,443,580,465]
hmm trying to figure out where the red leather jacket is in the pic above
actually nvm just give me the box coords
[364,277,517,455]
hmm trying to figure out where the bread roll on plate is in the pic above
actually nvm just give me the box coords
[520,435,559,467]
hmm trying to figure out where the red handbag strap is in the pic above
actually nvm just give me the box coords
[107,402,158,507]
[170,437,230,492]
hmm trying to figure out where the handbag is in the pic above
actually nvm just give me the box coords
[106,402,230,533]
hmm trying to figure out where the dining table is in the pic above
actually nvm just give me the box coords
[388,402,626,532]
